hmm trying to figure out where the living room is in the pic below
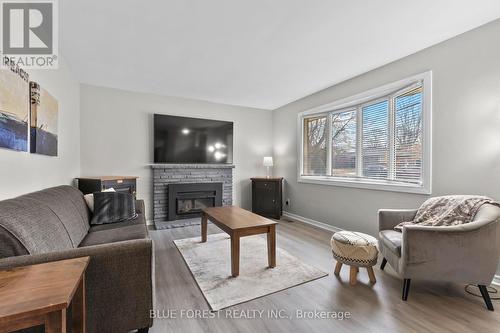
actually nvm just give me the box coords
[1,1,500,332]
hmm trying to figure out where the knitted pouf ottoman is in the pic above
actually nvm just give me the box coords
[330,230,378,285]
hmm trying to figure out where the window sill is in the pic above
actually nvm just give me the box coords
[298,175,431,195]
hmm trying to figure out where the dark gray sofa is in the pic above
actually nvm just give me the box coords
[0,185,153,333]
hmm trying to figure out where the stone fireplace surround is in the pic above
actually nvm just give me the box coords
[152,164,234,228]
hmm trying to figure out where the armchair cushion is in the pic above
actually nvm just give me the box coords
[379,230,402,256]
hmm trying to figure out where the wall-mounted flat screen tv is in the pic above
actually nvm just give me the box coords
[154,114,233,164]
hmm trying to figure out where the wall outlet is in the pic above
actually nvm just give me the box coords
[285,198,291,207]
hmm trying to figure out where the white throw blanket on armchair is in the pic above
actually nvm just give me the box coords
[394,195,500,231]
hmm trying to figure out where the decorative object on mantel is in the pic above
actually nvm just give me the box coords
[0,62,29,152]
[263,156,273,178]
[251,177,283,219]
[76,176,138,197]
[30,81,59,156]
[151,164,234,229]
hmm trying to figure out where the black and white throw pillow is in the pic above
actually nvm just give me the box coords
[90,192,137,225]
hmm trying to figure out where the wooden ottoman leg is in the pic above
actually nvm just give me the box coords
[367,266,376,284]
[334,261,342,275]
[349,266,358,285]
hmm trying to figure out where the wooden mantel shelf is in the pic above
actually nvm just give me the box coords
[76,176,138,180]
[150,164,235,169]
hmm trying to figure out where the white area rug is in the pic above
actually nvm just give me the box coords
[174,233,328,311]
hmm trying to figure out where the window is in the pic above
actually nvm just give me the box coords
[362,100,389,180]
[303,115,327,175]
[298,72,431,194]
[332,110,357,177]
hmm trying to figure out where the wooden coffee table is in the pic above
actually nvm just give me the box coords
[201,206,278,277]
[0,257,89,333]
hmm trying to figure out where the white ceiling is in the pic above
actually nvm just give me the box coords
[61,0,500,110]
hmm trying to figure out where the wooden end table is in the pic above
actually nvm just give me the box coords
[201,206,278,277]
[0,257,90,333]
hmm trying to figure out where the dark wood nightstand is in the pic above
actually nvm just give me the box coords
[0,257,90,333]
[251,177,283,219]
[76,176,138,197]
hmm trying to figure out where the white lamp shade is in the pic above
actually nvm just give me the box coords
[263,156,274,167]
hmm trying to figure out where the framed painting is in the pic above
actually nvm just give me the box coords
[30,82,59,156]
[0,66,29,151]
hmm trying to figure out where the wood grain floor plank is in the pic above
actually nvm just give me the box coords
[149,220,500,333]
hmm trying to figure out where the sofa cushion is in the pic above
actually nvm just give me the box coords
[379,230,402,257]
[0,196,74,257]
[78,218,148,247]
[0,225,29,258]
[23,185,91,247]
[88,217,144,232]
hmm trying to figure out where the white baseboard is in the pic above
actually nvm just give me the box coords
[151,210,500,285]
[282,211,500,287]
[493,275,500,286]
[282,211,342,233]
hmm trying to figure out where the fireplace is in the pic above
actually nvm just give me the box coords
[152,164,234,227]
[168,182,223,220]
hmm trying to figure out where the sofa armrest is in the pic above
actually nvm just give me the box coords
[0,239,153,332]
[378,209,418,231]
[136,199,145,215]
[401,219,500,283]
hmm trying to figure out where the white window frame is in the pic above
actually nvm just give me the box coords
[298,71,432,194]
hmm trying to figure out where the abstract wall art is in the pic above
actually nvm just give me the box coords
[30,81,59,156]
[0,65,29,152]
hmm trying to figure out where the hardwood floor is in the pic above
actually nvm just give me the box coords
[149,220,500,333]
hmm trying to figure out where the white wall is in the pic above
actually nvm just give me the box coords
[80,85,273,221]
[0,57,81,199]
[273,20,500,237]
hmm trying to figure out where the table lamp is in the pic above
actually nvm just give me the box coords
[263,156,274,178]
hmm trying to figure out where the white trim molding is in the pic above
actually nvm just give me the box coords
[493,275,500,286]
[282,211,500,288]
[298,175,431,194]
[282,211,342,233]
[297,71,432,195]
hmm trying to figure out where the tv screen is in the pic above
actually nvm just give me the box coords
[154,114,233,164]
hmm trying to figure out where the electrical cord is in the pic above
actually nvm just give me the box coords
[465,284,500,300]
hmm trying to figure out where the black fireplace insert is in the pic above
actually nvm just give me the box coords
[168,182,223,220]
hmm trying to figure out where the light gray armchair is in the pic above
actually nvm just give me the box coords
[378,204,500,311]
